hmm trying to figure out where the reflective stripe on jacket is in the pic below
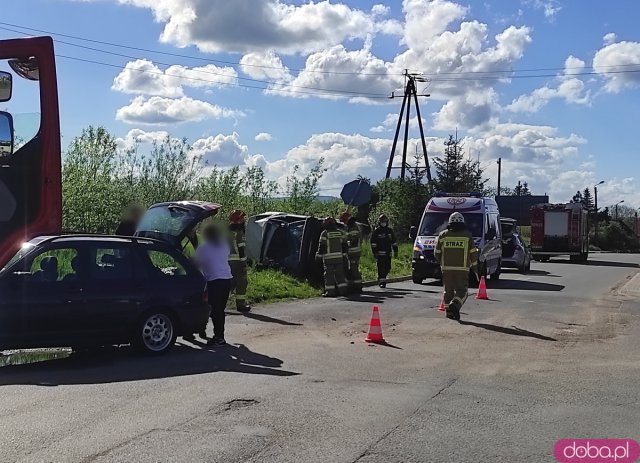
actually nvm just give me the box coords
[434,229,477,272]
[371,226,398,255]
[347,226,362,256]
[318,229,347,262]
[229,227,247,262]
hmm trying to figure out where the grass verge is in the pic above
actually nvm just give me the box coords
[246,268,322,305]
[243,241,414,306]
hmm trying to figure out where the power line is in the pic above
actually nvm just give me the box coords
[0,25,390,97]
[2,20,640,79]
[55,54,389,99]
[0,21,401,77]
[0,25,390,98]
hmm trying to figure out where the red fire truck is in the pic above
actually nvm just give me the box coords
[530,203,589,263]
[0,36,61,268]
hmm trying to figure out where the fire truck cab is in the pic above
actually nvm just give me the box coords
[0,36,61,269]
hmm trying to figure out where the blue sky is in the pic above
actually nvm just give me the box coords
[1,0,639,206]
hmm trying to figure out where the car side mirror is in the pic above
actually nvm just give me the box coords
[409,226,418,240]
[0,110,14,157]
[0,72,12,102]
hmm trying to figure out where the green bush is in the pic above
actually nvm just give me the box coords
[591,222,640,252]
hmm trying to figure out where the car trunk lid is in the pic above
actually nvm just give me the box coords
[135,201,221,248]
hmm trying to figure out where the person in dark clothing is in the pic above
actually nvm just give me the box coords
[340,212,363,293]
[115,204,144,236]
[228,210,250,312]
[370,214,398,288]
[194,223,233,347]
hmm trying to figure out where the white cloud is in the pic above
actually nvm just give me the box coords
[116,0,379,55]
[115,128,171,150]
[370,112,427,133]
[115,96,244,125]
[526,0,561,20]
[191,132,248,167]
[239,51,293,81]
[112,59,238,97]
[466,123,586,164]
[250,125,590,201]
[507,55,591,113]
[593,41,640,93]
[371,4,390,17]
[603,32,617,46]
[255,132,273,142]
[258,133,392,190]
[402,0,468,49]
[433,88,498,130]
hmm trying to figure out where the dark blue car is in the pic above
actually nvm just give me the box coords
[0,201,220,354]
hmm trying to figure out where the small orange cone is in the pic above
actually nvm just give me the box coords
[438,296,446,312]
[476,276,489,300]
[365,305,385,343]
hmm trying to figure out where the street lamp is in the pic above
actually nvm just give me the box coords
[593,181,605,239]
[615,200,624,220]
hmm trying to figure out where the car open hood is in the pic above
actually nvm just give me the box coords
[135,201,221,248]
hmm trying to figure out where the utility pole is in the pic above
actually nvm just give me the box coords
[386,71,432,186]
[593,182,604,239]
[615,200,624,220]
[497,158,502,197]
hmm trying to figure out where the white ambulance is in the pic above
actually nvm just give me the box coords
[410,193,502,284]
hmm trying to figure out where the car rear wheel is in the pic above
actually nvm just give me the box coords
[412,274,424,285]
[135,311,177,355]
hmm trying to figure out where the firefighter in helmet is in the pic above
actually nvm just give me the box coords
[434,212,478,321]
[340,212,363,293]
[317,216,349,297]
[370,214,398,288]
[228,209,250,312]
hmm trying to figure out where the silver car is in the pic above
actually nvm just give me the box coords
[501,218,531,273]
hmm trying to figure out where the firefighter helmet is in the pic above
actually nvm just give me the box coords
[323,216,336,227]
[449,212,465,224]
[229,209,247,224]
[378,214,388,225]
[339,212,351,224]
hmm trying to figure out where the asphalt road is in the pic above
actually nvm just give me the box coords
[1,254,639,462]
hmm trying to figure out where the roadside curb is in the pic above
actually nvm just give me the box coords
[362,275,412,287]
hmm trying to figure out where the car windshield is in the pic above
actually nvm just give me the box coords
[0,241,36,275]
[419,212,484,237]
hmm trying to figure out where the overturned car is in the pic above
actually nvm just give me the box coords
[246,213,325,282]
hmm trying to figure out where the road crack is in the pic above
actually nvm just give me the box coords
[351,377,458,462]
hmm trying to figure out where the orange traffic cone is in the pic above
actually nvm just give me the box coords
[438,296,446,312]
[476,276,489,300]
[365,306,385,343]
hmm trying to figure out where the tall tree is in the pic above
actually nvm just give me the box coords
[514,181,523,196]
[582,188,594,211]
[433,134,486,193]
[521,182,532,195]
[571,190,583,204]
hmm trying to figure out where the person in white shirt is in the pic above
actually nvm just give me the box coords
[195,223,233,347]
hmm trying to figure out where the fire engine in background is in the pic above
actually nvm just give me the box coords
[530,203,589,264]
